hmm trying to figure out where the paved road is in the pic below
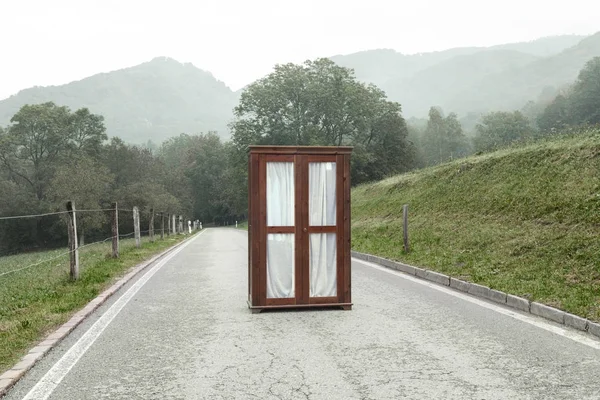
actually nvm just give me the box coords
[5,228,600,400]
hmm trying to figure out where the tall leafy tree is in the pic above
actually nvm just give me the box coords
[48,156,114,244]
[0,102,107,202]
[568,57,600,126]
[0,103,202,250]
[102,138,185,219]
[353,101,415,184]
[473,111,532,152]
[101,137,162,189]
[421,107,468,166]
[0,104,109,249]
[537,94,572,133]
[70,108,108,155]
[445,112,469,158]
[0,103,71,201]
[186,133,229,223]
[231,58,415,189]
[157,133,196,213]
[220,142,249,218]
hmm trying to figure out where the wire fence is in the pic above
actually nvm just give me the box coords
[0,204,201,373]
[0,205,198,285]
[0,233,152,278]
[0,206,201,324]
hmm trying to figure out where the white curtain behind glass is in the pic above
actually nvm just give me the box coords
[267,162,294,226]
[310,233,337,297]
[309,162,336,226]
[267,234,295,298]
[308,162,337,297]
[266,162,295,298]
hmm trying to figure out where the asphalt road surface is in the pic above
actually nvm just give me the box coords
[5,228,600,400]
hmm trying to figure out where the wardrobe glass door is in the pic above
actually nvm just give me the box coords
[308,161,337,298]
[266,162,295,299]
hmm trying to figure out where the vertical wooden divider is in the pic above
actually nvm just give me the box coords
[336,154,344,302]
[149,208,155,242]
[111,202,119,258]
[66,200,79,281]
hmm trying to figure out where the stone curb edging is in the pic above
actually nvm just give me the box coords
[351,250,600,341]
[0,233,200,397]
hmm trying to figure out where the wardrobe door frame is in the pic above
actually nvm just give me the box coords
[248,146,352,311]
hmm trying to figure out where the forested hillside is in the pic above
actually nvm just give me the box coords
[0,57,237,145]
[332,33,599,117]
[330,35,584,85]
[0,58,419,251]
[2,51,600,234]
[452,32,600,115]
[329,47,482,88]
[0,102,244,253]
[492,34,588,56]
[385,50,540,116]
[1,34,596,149]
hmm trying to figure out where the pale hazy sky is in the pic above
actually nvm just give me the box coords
[0,0,598,99]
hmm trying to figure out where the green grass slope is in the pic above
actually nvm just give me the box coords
[352,129,600,321]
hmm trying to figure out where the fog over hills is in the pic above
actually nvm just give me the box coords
[1,33,597,143]
[331,34,598,117]
[0,57,238,144]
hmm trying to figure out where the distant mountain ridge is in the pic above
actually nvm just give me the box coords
[1,34,597,144]
[0,57,238,144]
[331,33,600,118]
[384,49,541,116]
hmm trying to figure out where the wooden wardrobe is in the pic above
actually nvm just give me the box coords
[247,146,353,313]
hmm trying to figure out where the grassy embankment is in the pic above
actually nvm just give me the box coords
[352,130,600,322]
[0,234,189,373]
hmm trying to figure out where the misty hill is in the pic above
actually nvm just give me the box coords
[458,32,600,114]
[385,49,540,116]
[330,35,584,87]
[1,34,594,140]
[331,34,593,117]
[329,47,483,89]
[0,57,237,144]
[491,34,588,56]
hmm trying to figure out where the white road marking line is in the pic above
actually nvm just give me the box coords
[355,258,600,350]
[22,231,206,400]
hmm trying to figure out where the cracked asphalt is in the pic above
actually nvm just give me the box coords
[5,228,600,399]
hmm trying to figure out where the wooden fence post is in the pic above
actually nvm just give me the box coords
[66,201,79,280]
[403,204,409,253]
[149,208,155,242]
[112,202,119,258]
[161,212,165,240]
[166,213,170,237]
[133,206,141,248]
